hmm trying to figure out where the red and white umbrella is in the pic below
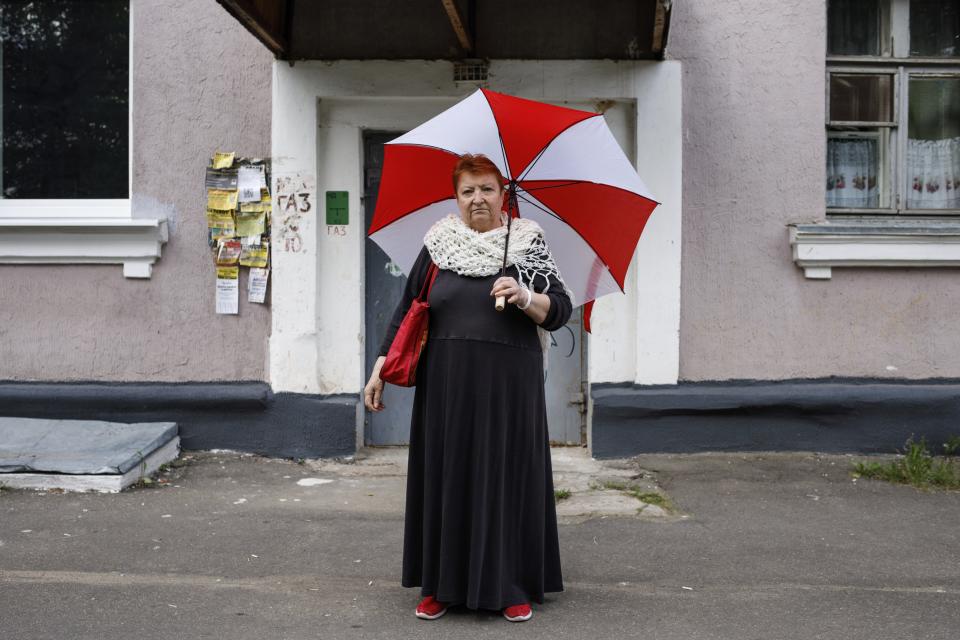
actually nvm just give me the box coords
[368,88,660,312]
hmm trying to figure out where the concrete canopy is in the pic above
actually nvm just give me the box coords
[218,0,671,60]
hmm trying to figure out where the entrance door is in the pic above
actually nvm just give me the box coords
[363,131,415,446]
[544,312,587,444]
[363,131,586,445]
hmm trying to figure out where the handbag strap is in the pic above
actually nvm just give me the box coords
[416,262,439,302]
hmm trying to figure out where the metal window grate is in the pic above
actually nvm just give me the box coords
[453,60,489,83]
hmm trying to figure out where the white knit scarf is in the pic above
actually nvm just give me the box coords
[423,213,573,303]
[423,213,573,356]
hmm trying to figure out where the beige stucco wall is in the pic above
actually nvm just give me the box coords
[0,0,273,382]
[669,0,960,381]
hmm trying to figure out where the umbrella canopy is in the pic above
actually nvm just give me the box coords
[368,88,660,309]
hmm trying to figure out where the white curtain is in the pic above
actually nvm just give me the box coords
[826,138,879,208]
[907,137,960,209]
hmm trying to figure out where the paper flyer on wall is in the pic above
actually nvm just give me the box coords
[239,244,268,268]
[212,151,235,169]
[216,239,242,265]
[206,208,236,242]
[236,210,266,237]
[216,266,239,314]
[238,165,267,202]
[240,198,270,213]
[205,167,239,190]
[207,188,238,210]
[248,268,269,304]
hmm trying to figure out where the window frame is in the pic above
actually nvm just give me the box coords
[0,0,133,219]
[826,0,960,217]
[826,128,894,211]
[0,1,167,279]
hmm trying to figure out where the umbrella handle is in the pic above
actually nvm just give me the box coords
[494,184,518,312]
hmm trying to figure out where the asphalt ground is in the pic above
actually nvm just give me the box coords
[2,449,959,639]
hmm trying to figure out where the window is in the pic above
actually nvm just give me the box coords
[0,2,166,279]
[0,0,129,209]
[826,0,960,214]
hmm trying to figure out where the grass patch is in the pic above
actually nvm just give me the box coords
[129,476,160,490]
[853,437,960,490]
[943,435,960,456]
[129,459,183,491]
[598,480,631,491]
[634,492,672,510]
[165,457,192,469]
[554,488,572,503]
[597,480,675,513]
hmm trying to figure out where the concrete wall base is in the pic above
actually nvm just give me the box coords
[0,383,356,459]
[591,380,960,459]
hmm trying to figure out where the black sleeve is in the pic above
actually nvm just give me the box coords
[536,271,573,332]
[377,246,432,357]
[528,242,573,332]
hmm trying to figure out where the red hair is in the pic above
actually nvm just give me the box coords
[452,154,506,193]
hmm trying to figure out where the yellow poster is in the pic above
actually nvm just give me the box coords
[206,208,236,240]
[263,187,272,226]
[240,188,271,213]
[207,188,238,210]
[212,151,235,169]
[239,245,269,268]
[236,210,266,237]
[239,201,270,214]
[216,265,239,279]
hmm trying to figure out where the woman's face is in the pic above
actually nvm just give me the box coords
[456,171,505,233]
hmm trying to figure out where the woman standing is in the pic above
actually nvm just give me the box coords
[364,154,572,622]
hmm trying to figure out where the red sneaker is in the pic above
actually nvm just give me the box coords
[502,602,533,622]
[415,595,447,620]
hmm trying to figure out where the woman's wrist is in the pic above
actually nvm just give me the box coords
[516,286,533,310]
[372,355,386,378]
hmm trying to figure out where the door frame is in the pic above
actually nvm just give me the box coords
[268,60,683,455]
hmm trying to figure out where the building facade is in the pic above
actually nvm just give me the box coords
[1,0,957,458]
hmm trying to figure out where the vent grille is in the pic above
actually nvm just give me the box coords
[453,60,489,83]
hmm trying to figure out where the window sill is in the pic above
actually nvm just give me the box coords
[789,220,960,279]
[0,217,168,278]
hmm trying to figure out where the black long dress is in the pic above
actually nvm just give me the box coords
[378,244,572,610]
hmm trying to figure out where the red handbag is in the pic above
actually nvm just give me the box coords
[380,262,439,387]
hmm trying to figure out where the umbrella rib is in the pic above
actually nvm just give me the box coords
[516,146,550,183]
[521,179,664,207]
[480,89,514,180]
[519,180,583,193]
[514,191,565,221]
[514,190,625,296]
[497,132,512,181]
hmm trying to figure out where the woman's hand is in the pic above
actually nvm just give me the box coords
[491,276,551,324]
[491,276,528,306]
[364,355,387,412]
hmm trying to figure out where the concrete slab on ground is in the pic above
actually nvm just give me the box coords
[0,417,179,492]
[307,445,681,522]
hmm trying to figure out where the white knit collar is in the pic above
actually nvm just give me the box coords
[423,214,544,277]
